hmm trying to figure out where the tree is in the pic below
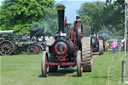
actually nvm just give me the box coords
[0,0,56,34]
[103,0,124,31]
[78,1,105,35]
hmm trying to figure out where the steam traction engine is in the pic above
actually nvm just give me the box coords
[0,30,41,56]
[90,26,104,55]
[41,5,92,77]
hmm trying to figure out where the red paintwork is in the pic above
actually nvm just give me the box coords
[69,40,75,53]
[56,55,67,61]
[48,62,75,66]
[74,21,83,33]
[54,41,67,54]
[36,46,41,54]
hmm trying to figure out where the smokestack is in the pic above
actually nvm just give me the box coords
[56,5,65,33]
[91,26,94,36]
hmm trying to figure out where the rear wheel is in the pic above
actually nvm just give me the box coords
[82,37,93,72]
[77,50,82,77]
[27,45,38,54]
[99,40,104,55]
[41,51,48,77]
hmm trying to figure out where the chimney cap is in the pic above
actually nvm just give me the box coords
[56,5,65,10]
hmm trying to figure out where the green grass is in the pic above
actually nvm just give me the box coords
[0,51,128,85]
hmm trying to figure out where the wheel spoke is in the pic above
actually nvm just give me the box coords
[0,41,14,55]
[27,45,37,54]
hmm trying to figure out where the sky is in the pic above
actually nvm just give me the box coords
[0,0,4,6]
[0,0,106,22]
[55,0,106,23]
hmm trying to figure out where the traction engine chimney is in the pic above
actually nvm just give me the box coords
[56,5,65,33]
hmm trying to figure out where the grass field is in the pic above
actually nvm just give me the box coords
[0,51,128,85]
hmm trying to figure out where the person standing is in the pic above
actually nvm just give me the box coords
[64,17,71,38]
[73,16,84,49]
[30,27,35,40]
[73,16,84,37]
[112,40,118,54]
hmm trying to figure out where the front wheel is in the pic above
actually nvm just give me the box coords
[41,51,48,77]
[77,50,82,77]
[0,40,14,56]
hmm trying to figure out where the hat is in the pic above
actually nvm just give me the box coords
[76,16,80,19]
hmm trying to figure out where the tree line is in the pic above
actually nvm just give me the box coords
[78,0,124,40]
[0,0,124,40]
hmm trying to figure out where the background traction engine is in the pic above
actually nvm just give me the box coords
[90,27,104,55]
[0,30,41,56]
[41,5,93,77]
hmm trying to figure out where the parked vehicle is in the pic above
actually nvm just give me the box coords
[0,30,42,56]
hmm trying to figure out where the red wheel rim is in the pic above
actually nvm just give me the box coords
[36,46,41,54]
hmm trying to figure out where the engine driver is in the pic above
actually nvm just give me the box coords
[73,16,84,38]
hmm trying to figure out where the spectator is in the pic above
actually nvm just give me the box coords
[112,40,118,54]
